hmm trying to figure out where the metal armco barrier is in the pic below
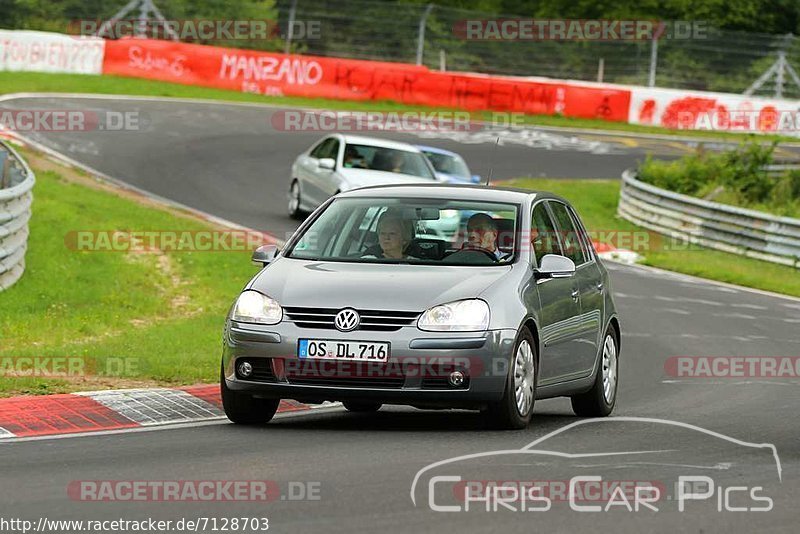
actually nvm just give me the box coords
[617,169,800,268]
[0,141,35,291]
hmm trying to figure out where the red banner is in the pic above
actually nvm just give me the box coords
[102,38,630,121]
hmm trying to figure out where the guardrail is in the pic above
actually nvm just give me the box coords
[617,169,800,268]
[0,140,35,291]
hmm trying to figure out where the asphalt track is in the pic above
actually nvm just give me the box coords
[1,95,799,533]
[0,95,712,236]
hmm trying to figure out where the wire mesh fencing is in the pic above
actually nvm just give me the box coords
[272,0,800,99]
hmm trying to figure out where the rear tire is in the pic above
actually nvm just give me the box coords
[483,327,537,430]
[343,401,382,413]
[288,180,304,220]
[571,324,619,417]
[221,366,280,424]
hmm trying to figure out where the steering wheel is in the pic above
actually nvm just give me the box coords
[459,247,499,262]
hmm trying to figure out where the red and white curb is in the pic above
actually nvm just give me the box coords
[0,385,325,440]
[592,240,641,265]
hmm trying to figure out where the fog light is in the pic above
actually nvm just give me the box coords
[237,361,253,378]
[448,370,466,387]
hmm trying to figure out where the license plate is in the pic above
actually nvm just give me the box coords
[298,339,390,362]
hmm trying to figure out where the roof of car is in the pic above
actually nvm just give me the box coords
[414,145,459,157]
[338,134,422,152]
[338,183,568,204]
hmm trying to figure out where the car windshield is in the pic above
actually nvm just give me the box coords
[343,144,435,179]
[287,197,519,266]
[421,150,471,179]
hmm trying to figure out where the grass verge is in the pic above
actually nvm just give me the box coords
[1,72,797,143]
[0,148,259,397]
[507,178,800,297]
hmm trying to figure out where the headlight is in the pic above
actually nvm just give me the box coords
[417,299,490,332]
[232,290,282,324]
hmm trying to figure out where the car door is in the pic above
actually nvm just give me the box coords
[548,200,602,377]
[528,202,585,386]
[317,138,343,199]
[299,137,337,207]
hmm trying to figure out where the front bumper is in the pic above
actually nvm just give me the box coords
[222,320,517,408]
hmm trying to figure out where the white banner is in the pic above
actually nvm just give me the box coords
[0,30,105,75]
[628,86,800,135]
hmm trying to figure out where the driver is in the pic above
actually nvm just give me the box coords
[463,213,507,260]
[343,145,365,168]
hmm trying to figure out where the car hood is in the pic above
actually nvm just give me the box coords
[339,168,434,189]
[250,258,511,311]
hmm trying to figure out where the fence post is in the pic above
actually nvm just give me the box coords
[648,37,658,87]
[597,58,605,83]
[775,51,786,98]
[416,4,434,66]
[439,49,446,71]
[284,0,298,54]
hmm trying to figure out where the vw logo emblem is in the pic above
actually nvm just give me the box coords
[334,308,360,332]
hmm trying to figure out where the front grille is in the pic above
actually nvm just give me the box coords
[285,361,405,389]
[236,358,276,382]
[284,307,419,331]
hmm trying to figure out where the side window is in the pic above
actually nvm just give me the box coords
[309,138,332,158]
[548,201,586,265]
[322,139,340,161]
[531,203,561,266]
[567,205,594,261]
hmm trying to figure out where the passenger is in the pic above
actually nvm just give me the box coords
[362,211,414,259]
[387,151,404,173]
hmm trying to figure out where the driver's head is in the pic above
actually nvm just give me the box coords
[466,213,498,251]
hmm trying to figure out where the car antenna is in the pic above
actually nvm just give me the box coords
[485,136,500,186]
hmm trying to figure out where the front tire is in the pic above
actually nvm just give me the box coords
[288,180,304,220]
[484,328,537,430]
[343,401,382,413]
[221,366,280,424]
[571,324,619,417]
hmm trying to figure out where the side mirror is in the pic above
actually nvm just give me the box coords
[535,254,576,279]
[318,158,335,170]
[471,174,482,184]
[252,244,278,266]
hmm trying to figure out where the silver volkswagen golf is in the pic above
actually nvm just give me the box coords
[222,184,620,429]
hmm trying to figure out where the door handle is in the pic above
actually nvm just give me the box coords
[571,289,579,300]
